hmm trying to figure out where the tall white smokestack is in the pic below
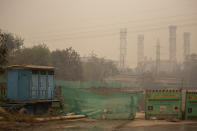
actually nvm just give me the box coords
[183,32,190,61]
[169,25,177,62]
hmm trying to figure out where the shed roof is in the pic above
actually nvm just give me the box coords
[7,65,55,70]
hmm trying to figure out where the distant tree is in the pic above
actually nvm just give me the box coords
[0,30,23,53]
[10,44,51,66]
[0,29,24,70]
[51,47,82,81]
[82,54,119,81]
[1,30,24,72]
[0,42,8,72]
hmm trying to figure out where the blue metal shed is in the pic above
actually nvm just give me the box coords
[7,65,55,100]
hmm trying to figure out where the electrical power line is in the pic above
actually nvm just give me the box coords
[26,21,197,43]
[28,4,197,37]
[26,19,197,43]
[27,11,197,40]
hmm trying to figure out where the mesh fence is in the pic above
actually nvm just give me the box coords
[55,80,141,89]
[56,80,142,120]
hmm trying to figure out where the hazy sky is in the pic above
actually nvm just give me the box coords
[0,0,197,67]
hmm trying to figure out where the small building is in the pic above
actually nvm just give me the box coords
[7,65,55,100]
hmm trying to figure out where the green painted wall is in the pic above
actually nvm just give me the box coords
[145,89,182,119]
[185,91,197,119]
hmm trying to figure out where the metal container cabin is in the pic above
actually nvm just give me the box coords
[6,65,55,100]
[185,90,197,119]
[145,89,182,120]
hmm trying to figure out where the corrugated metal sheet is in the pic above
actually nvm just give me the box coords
[7,70,19,99]
[145,89,182,120]
[7,65,54,70]
[18,70,30,99]
[40,74,47,98]
[185,90,197,119]
[7,65,55,100]
[7,69,30,99]
[48,75,54,98]
[32,74,39,98]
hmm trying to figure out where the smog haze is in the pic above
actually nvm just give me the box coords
[0,0,197,67]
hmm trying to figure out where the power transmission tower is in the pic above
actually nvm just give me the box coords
[119,28,127,70]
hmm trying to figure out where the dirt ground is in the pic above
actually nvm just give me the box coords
[0,113,197,131]
[0,118,128,131]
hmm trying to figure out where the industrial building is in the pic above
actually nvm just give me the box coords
[136,25,190,75]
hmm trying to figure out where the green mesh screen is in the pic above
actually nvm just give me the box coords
[55,80,141,89]
[55,81,142,120]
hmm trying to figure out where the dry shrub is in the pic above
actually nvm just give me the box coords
[6,114,35,122]
[0,107,35,122]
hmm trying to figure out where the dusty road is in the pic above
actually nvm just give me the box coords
[118,113,197,131]
[0,113,197,131]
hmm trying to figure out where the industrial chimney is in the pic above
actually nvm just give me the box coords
[183,32,190,61]
[169,25,177,63]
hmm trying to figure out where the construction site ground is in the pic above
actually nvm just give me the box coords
[0,113,197,131]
